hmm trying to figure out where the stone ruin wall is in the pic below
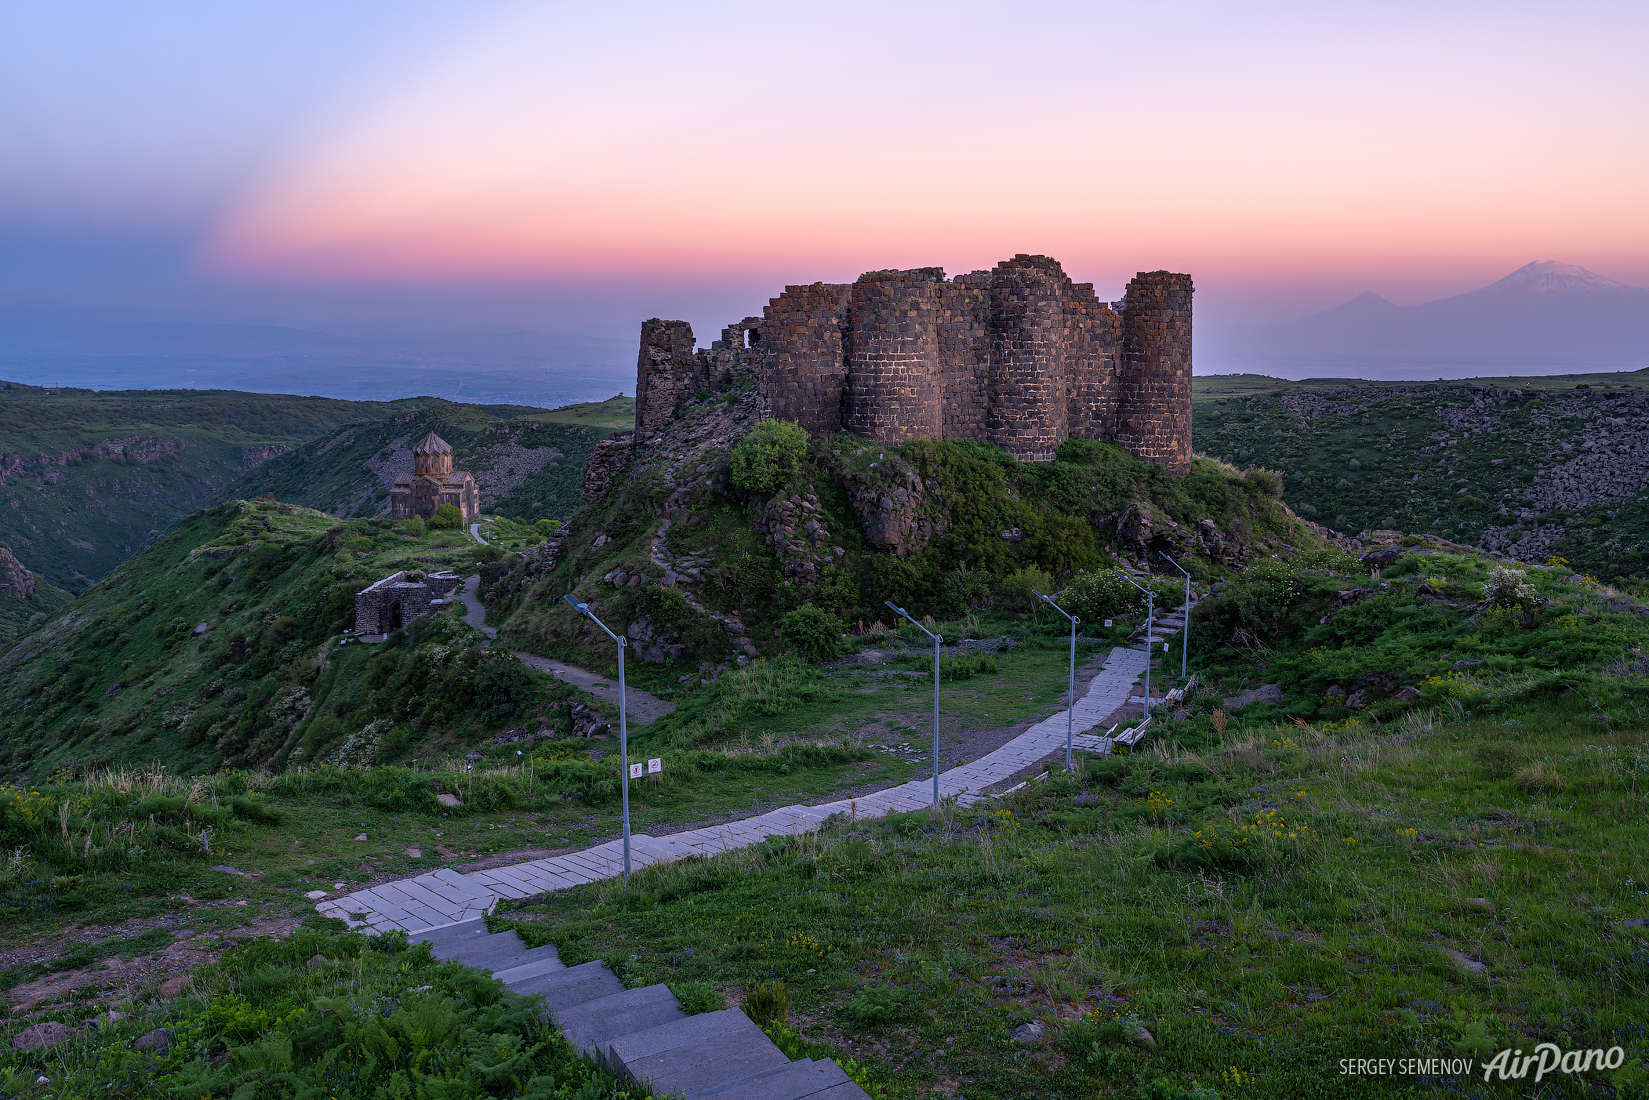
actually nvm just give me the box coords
[630,254,1192,474]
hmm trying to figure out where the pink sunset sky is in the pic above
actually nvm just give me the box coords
[3,0,1646,346]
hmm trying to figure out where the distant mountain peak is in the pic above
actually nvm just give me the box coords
[1481,260,1638,294]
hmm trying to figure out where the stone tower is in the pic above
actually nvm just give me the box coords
[1116,272,1194,475]
[844,269,945,442]
[412,432,454,477]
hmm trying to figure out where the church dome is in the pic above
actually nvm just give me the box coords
[413,432,453,455]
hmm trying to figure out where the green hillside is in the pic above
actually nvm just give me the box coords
[0,498,579,779]
[223,394,633,523]
[1192,369,1649,586]
[486,385,1333,723]
[0,382,451,592]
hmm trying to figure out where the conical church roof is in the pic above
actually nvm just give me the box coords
[412,431,453,455]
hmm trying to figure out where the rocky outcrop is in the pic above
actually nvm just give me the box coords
[241,444,290,468]
[756,490,844,582]
[0,545,35,598]
[0,436,184,484]
[843,466,945,557]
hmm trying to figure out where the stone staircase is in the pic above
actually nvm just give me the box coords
[417,919,868,1099]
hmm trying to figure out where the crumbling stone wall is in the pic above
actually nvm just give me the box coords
[635,320,698,436]
[581,432,636,503]
[630,254,1192,473]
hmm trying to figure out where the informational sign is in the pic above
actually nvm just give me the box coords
[1104,619,1113,628]
[647,758,662,774]
[629,763,644,779]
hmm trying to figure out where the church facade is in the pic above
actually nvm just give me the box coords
[390,432,481,522]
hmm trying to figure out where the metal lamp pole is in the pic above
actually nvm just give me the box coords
[563,594,630,883]
[886,601,941,807]
[1159,552,1192,680]
[1032,589,1078,770]
[1119,574,1154,718]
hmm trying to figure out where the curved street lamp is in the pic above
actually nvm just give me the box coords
[1118,573,1154,718]
[1032,589,1078,771]
[885,601,941,807]
[563,594,631,883]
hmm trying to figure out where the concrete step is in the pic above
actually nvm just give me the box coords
[687,1057,867,1100]
[411,917,490,948]
[432,930,540,969]
[491,950,565,985]
[460,943,563,976]
[552,983,686,1057]
[606,1009,790,1095]
[508,960,626,1011]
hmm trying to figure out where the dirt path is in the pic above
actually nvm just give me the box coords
[461,574,675,725]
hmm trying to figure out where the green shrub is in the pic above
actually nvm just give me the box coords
[940,652,997,681]
[670,980,723,1015]
[402,517,425,537]
[342,536,375,553]
[430,503,464,530]
[1242,467,1284,496]
[843,985,901,1026]
[1063,569,1145,621]
[730,420,809,495]
[742,980,789,1026]
[779,603,847,662]
[534,518,561,537]
[997,567,1053,612]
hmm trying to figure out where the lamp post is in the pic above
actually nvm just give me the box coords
[1159,552,1192,680]
[1032,589,1078,770]
[563,594,630,883]
[1119,573,1154,718]
[885,601,941,807]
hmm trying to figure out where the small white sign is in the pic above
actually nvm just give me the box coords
[1104,619,1113,628]
[647,757,662,774]
[629,763,644,779]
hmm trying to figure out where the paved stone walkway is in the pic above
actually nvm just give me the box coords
[319,644,1153,933]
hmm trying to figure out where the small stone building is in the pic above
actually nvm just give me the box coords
[354,570,461,635]
[390,432,481,522]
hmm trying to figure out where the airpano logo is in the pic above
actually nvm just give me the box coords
[1481,1044,1626,1082]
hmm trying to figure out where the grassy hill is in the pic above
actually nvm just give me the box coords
[0,381,450,593]
[223,394,634,523]
[1192,368,1649,586]
[3,535,1647,1098]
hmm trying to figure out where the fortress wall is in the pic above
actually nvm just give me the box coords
[759,283,851,435]
[937,272,992,442]
[986,255,1069,461]
[1117,271,1194,474]
[1064,285,1122,443]
[632,256,1193,475]
[635,319,699,436]
[844,270,945,443]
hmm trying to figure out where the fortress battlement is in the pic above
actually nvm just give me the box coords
[634,254,1192,473]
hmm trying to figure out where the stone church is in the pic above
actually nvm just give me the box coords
[390,432,481,522]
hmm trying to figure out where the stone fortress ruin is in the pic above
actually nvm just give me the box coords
[633,254,1193,472]
[391,432,481,522]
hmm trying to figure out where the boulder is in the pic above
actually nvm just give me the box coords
[1010,1020,1044,1043]
[1223,684,1283,709]
[1360,545,1405,568]
[1394,686,1422,701]
[133,1028,172,1053]
[159,975,193,999]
